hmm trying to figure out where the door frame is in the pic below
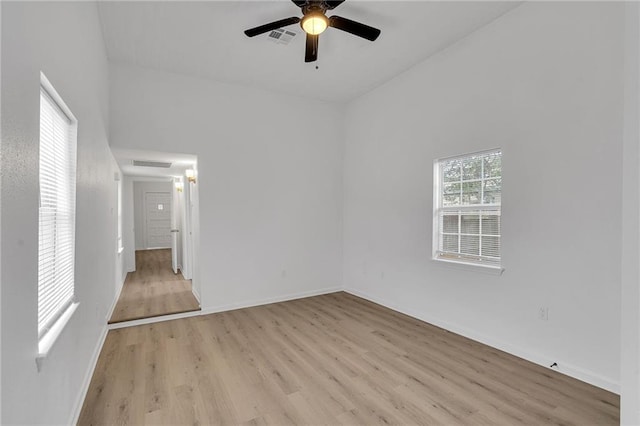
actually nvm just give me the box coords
[181,179,193,280]
[113,150,201,307]
[170,177,183,275]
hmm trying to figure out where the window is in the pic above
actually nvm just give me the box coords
[38,80,78,342]
[433,149,502,269]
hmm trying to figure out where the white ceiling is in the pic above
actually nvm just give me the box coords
[98,1,521,103]
[111,147,197,178]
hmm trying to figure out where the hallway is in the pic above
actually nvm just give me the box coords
[109,249,200,323]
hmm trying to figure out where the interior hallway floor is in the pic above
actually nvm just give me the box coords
[109,249,200,323]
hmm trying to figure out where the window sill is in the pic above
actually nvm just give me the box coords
[36,302,79,371]
[432,258,504,275]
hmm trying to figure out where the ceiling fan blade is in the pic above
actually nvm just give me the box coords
[328,15,380,41]
[244,17,300,37]
[325,0,345,10]
[305,33,319,62]
[291,0,307,7]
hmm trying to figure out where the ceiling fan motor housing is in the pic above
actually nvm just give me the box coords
[302,2,328,15]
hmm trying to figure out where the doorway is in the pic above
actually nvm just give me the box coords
[109,148,201,324]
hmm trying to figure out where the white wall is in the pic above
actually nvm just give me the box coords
[621,2,640,424]
[133,180,172,250]
[109,63,344,312]
[1,2,117,424]
[343,2,623,392]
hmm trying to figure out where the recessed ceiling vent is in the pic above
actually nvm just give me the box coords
[267,28,297,45]
[132,160,172,168]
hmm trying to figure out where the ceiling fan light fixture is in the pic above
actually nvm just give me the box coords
[301,13,328,35]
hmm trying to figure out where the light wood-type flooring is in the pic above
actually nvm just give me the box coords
[109,249,200,324]
[81,292,618,425]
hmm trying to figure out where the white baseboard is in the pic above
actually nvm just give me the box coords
[191,285,201,305]
[68,324,108,425]
[105,276,126,323]
[108,309,203,329]
[108,287,341,330]
[200,286,342,316]
[344,287,620,395]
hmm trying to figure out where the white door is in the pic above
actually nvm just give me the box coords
[170,229,179,273]
[170,183,181,274]
[144,192,172,248]
[181,182,193,280]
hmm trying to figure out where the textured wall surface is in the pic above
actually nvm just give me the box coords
[1,2,118,424]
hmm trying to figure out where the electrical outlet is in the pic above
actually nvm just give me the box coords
[538,307,549,321]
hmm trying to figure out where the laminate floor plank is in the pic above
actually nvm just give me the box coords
[109,249,200,324]
[80,292,619,425]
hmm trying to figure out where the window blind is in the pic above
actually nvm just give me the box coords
[38,88,77,338]
[438,209,501,264]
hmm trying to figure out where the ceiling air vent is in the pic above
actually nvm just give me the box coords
[132,160,172,168]
[267,28,297,45]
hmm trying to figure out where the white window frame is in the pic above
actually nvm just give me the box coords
[432,148,503,273]
[37,74,79,358]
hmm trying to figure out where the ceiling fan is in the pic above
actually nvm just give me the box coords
[244,0,381,63]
